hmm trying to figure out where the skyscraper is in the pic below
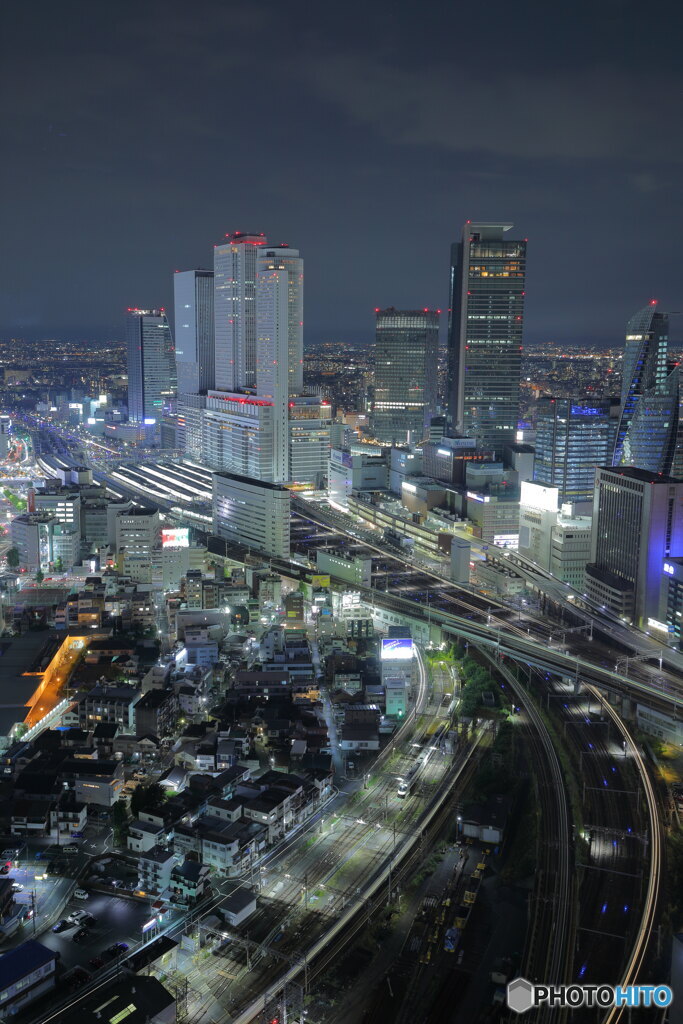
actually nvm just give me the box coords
[447,222,526,452]
[213,232,267,391]
[371,308,439,444]
[613,301,682,475]
[256,244,304,482]
[173,270,215,396]
[534,398,614,506]
[125,308,176,426]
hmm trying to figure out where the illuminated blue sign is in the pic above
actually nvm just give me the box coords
[570,406,602,416]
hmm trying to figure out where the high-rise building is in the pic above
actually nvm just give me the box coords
[613,302,682,475]
[214,232,267,392]
[534,398,613,507]
[585,466,683,626]
[256,245,304,398]
[371,308,439,444]
[447,223,526,453]
[255,244,304,482]
[173,270,214,396]
[125,308,176,426]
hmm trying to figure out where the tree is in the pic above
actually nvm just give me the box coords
[6,547,19,569]
[130,782,166,818]
[112,800,129,846]
[35,569,44,584]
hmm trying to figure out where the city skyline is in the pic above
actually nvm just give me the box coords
[1,1,681,347]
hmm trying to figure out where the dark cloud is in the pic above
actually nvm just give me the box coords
[0,0,681,347]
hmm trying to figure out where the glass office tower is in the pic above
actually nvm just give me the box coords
[447,222,526,453]
[534,398,614,505]
[614,301,672,471]
[173,269,214,396]
[371,308,439,444]
[125,308,176,425]
[213,232,267,392]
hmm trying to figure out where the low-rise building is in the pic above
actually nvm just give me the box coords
[0,941,57,1017]
[128,818,166,853]
[170,858,210,902]
[138,845,175,894]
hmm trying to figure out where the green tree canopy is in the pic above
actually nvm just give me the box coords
[130,781,167,818]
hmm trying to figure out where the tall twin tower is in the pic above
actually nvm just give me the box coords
[174,233,328,487]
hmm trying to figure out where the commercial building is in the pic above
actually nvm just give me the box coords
[288,396,331,487]
[328,448,388,508]
[534,398,613,507]
[173,269,214,396]
[586,467,683,626]
[202,391,277,480]
[371,308,439,443]
[316,549,373,587]
[466,490,520,547]
[115,507,161,584]
[34,485,81,531]
[0,416,10,460]
[447,222,526,453]
[212,472,291,557]
[549,510,592,589]
[10,512,56,570]
[214,232,267,392]
[519,482,592,588]
[126,308,177,428]
[613,301,677,473]
[422,436,494,486]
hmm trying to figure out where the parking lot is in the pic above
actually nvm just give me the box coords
[38,889,169,972]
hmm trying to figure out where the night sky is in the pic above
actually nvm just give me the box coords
[1,0,681,347]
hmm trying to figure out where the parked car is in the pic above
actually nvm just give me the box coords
[70,831,84,839]
[52,919,69,933]
[62,845,79,854]
[105,942,129,958]
[73,888,89,900]
[89,956,105,971]
[63,967,90,991]
[11,883,23,892]
[72,928,88,943]
[67,910,89,925]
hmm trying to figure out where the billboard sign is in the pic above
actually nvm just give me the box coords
[381,638,414,661]
[162,527,189,549]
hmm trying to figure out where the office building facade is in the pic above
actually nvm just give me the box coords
[586,466,683,626]
[214,232,267,392]
[173,270,214,396]
[612,301,683,476]
[115,507,161,584]
[126,308,176,426]
[213,472,291,557]
[371,308,439,444]
[202,391,277,481]
[447,223,526,453]
[534,398,613,506]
